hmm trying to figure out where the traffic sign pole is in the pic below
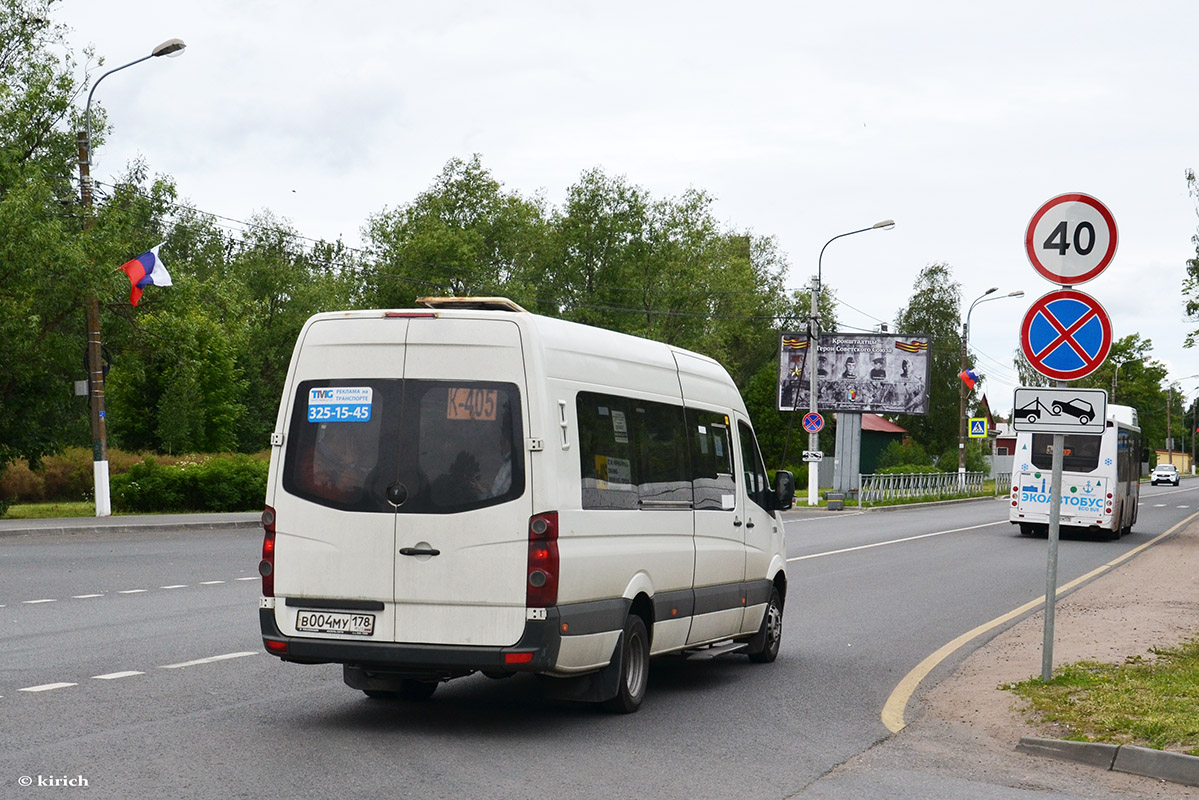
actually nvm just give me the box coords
[1024,194,1117,682]
[1043,414,1066,681]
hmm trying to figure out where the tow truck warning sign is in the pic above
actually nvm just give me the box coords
[1012,387,1107,435]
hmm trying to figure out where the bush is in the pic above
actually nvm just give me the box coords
[0,460,46,502]
[111,454,269,513]
[2,448,270,510]
[112,458,186,512]
[876,463,944,475]
[188,455,270,511]
[877,440,935,472]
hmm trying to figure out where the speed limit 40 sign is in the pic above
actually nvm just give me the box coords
[1025,193,1118,286]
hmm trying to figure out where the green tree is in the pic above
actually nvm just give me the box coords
[1073,333,1166,454]
[222,213,360,448]
[1012,348,1050,388]
[107,308,245,453]
[363,154,547,308]
[894,262,962,460]
[104,203,360,453]
[365,159,794,391]
[1183,169,1199,347]
[536,167,791,385]
[0,0,94,470]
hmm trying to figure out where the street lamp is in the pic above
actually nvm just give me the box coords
[1166,374,1199,469]
[1111,358,1129,404]
[79,37,186,517]
[958,288,1024,477]
[806,219,895,506]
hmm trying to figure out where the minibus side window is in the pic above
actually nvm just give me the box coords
[688,409,735,511]
[631,402,692,507]
[576,392,691,510]
[737,421,771,511]
[577,393,639,510]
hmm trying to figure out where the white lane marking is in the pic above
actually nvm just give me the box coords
[19,682,77,693]
[787,520,1007,562]
[160,651,257,670]
[1154,504,1168,508]
[92,671,144,680]
[1179,505,1191,509]
[16,576,253,609]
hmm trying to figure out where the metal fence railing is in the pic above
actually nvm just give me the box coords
[858,471,987,505]
[994,472,1012,496]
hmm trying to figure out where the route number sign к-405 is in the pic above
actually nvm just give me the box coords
[1025,193,1118,286]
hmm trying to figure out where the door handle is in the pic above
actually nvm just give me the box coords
[400,547,441,557]
[745,520,755,529]
[733,517,743,527]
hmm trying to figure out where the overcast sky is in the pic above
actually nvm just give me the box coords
[55,0,1199,412]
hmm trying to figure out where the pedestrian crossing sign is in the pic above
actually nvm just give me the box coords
[969,418,988,438]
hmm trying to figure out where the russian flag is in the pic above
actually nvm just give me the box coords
[958,369,979,390]
[120,244,172,306]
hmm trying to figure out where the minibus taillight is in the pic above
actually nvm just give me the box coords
[259,506,276,598]
[526,512,559,608]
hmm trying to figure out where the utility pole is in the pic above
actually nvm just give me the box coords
[76,38,187,516]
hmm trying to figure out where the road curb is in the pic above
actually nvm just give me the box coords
[1017,736,1199,787]
[0,515,261,538]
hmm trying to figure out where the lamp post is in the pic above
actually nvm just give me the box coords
[79,37,186,517]
[1166,374,1199,469]
[806,219,895,506]
[1111,358,1128,404]
[958,288,1024,478]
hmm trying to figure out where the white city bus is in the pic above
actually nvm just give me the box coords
[1009,403,1141,540]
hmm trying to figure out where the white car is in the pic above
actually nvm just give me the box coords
[1151,464,1181,486]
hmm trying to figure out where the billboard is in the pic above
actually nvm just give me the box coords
[777,332,930,415]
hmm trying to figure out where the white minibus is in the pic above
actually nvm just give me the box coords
[258,297,793,712]
[1009,403,1141,540]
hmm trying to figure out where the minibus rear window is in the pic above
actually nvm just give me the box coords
[283,379,524,514]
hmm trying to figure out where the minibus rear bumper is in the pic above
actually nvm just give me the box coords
[259,607,562,676]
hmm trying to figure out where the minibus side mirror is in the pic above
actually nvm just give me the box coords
[773,470,795,511]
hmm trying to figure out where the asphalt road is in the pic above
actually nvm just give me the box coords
[1,487,1195,799]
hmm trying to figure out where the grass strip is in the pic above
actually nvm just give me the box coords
[1007,637,1199,756]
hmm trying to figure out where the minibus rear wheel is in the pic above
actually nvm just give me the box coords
[603,615,649,714]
